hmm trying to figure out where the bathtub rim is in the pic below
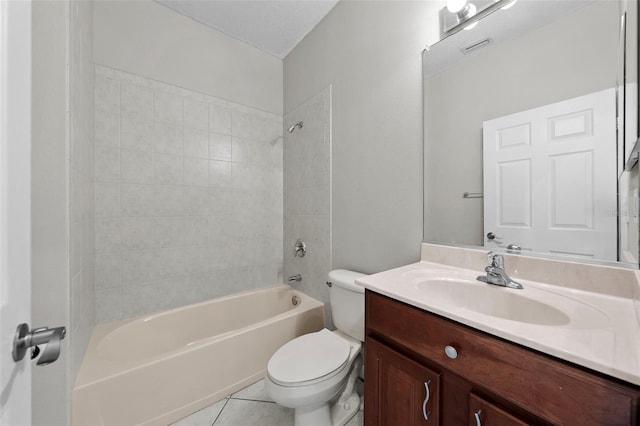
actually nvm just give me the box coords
[75,284,323,390]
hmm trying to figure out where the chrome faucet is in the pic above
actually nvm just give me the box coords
[288,274,302,283]
[477,252,523,290]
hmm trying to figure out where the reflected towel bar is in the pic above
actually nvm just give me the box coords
[463,192,483,199]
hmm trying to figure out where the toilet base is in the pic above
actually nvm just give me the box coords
[330,391,360,426]
[293,392,360,426]
[291,356,363,426]
[331,355,362,425]
[294,403,331,426]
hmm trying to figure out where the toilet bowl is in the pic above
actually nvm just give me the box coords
[265,269,366,426]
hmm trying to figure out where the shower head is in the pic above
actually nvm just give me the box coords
[287,121,303,133]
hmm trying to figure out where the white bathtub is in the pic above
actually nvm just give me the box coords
[72,285,325,426]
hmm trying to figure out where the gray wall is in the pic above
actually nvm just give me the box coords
[424,2,620,245]
[284,1,442,274]
[283,87,332,325]
[93,1,284,323]
[93,66,283,323]
[32,0,95,423]
[621,0,639,263]
[621,168,640,262]
[32,2,69,423]
[69,0,95,384]
[93,0,283,115]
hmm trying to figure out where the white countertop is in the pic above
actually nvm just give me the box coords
[356,261,640,386]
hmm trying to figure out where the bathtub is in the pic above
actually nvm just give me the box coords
[72,285,325,426]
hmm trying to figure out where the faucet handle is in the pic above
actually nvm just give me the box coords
[486,251,495,266]
[487,251,504,268]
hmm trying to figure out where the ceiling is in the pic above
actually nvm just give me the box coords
[156,0,340,59]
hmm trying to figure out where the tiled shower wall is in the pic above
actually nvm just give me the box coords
[283,87,332,324]
[94,65,283,323]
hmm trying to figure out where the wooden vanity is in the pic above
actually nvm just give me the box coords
[364,291,640,425]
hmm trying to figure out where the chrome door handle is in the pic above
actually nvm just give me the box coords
[422,380,431,420]
[13,323,66,366]
[474,409,482,426]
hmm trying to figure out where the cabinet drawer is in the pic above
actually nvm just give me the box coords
[469,394,529,426]
[366,291,640,425]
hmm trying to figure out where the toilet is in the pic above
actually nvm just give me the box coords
[265,269,366,426]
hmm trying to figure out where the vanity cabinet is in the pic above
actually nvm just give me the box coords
[468,394,529,426]
[366,338,440,425]
[364,291,640,425]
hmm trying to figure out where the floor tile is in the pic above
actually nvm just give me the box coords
[213,399,294,426]
[170,398,228,426]
[230,379,272,402]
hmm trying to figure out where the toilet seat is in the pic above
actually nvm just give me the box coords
[267,329,351,387]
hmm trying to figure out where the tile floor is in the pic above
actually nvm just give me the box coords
[172,379,364,426]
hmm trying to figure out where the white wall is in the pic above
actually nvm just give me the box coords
[284,1,442,274]
[94,0,283,115]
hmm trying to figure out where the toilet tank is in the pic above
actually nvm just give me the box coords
[328,269,366,342]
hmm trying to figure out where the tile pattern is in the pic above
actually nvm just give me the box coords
[283,88,333,325]
[94,65,283,323]
[172,380,363,426]
[69,0,95,382]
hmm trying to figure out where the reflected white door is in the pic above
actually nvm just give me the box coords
[483,88,617,260]
[0,0,32,424]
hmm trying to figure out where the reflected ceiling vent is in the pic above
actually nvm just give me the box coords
[462,37,493,54]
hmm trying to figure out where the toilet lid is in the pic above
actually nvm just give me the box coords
[268,329,351,385]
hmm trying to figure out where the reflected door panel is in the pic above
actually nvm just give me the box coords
[483,88,617,260]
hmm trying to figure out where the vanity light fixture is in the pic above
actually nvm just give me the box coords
[499,0,517,10]
[439,0,517,38]
[446,0,478,28]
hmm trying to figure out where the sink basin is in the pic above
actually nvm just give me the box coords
[400,269,609,328]
[416,278,569,326]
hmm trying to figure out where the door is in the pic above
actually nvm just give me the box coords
[483,88,617,260]
[0,0,33,424]
[365,338,440,426]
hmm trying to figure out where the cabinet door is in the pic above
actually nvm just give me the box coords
[468,394,529,426]
[365,338,440,426]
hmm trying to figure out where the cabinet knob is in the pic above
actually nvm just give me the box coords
[444,345,458,359]
[474,409,482,426]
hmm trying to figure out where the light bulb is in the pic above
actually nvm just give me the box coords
[447,0,467,13]
[462,3,477,29]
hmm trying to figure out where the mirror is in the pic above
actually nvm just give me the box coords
[423,0,640,267]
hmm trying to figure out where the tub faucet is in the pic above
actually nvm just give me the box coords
[288,274,302,283]
[477,252,523,290]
